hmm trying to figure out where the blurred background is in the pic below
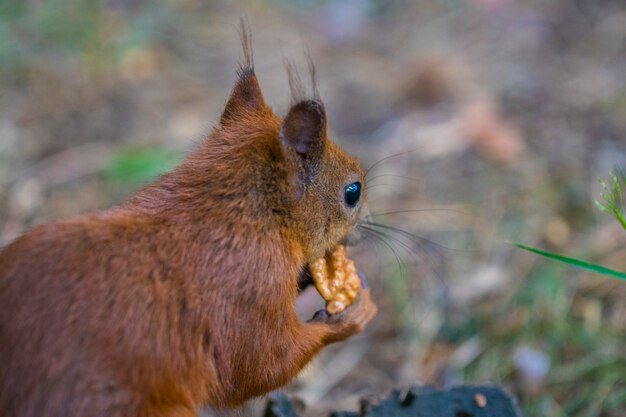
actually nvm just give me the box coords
[1,0,626,416]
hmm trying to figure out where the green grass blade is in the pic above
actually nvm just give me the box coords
[612,173,622,208]
[514,243,626,281]
[596,171,626,230]
[613,211,626,230]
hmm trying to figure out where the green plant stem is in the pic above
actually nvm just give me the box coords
[514,243,626,281]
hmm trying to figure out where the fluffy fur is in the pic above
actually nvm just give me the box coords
[0,24,377,417]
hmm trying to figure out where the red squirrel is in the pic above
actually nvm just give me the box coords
[0,24,377,417]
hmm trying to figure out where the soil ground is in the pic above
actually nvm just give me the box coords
[2,1,626,416]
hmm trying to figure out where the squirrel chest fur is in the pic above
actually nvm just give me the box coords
[0,26,377,417]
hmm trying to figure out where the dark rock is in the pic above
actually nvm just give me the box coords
[263,392,302,417]
[264,386,523,417]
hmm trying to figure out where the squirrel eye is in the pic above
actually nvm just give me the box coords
[344,182,361,207]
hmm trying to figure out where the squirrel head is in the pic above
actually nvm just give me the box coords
[172,24,367,264]
[276,96,368,262]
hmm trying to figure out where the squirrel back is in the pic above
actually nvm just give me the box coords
[0,23,377,417]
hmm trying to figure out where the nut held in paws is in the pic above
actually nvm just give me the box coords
[308,245,360,314]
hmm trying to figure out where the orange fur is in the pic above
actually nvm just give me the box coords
[0,25,376,417]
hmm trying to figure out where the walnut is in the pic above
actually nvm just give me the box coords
[309,245,360,315]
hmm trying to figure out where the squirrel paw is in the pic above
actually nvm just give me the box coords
[309,283,377,343]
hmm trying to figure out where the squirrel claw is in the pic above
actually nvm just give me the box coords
[308,308,329,323]
[357,271,368,289]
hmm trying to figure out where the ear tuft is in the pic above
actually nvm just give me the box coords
[284,50,320,105]
[305,49,320,100]
[238,17,254,73]
[221,19,266,125]
[280,99,327,159]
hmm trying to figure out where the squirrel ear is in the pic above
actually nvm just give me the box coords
[279,99,327,161]
[220,69,266,125]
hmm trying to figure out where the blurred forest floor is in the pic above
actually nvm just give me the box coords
[1,1,626,416]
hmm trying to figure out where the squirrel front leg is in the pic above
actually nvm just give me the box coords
[226,286,377,404]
